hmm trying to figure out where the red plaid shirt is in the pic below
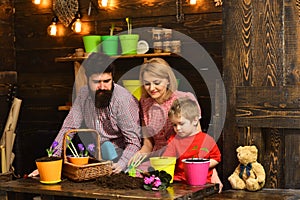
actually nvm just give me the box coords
[53,84,141,170]
[140,91,200,156]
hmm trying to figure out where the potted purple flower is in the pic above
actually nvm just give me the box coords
[143,170,172,191]
[35,141,63,184]
[66,136,95,166]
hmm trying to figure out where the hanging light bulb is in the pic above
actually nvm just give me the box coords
[71,12,82,33]
[47,16,59,36]
[101,0,108,7]
[33,0,41,5]
[190,0,196,5]
[72,19,82,33]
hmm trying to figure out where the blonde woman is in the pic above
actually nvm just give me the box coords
[138,58,200,157]
[128,58,223,192]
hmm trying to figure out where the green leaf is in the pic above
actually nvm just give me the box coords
[143,184,152,191]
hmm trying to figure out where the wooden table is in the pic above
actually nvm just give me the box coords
[0,177,219,200]
[204,189,300,200]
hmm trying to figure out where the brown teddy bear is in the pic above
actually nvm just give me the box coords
[228,145,266,191]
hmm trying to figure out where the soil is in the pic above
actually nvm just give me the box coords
[35,156,62,162]
[184,158,209,162]
[96,172,144,189]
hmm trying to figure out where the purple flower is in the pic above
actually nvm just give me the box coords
[144,175,155,184]
[46,141,59,157]
[87,144,95,152]
[153,177,161,187]
[142,170,172,191]
[51,141,58,149]
[78,144,85,151]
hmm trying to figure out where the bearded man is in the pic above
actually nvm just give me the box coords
[51,53,141,173]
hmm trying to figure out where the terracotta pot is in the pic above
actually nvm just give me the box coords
[67,156,89,165]
[35,156,62,184]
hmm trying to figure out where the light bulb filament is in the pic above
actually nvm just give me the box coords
[190,0,196,5]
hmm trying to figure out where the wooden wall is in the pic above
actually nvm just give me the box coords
[0,0,15,71]
[13,0,222,131]
[223,0,300,189]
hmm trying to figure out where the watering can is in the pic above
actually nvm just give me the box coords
[101,141,118,161]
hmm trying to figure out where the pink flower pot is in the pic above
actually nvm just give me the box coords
[182,158,210,186]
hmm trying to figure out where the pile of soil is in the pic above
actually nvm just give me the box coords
[96,172,144,189]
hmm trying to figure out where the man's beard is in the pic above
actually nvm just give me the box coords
[91,85,114,108]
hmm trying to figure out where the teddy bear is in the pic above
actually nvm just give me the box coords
[228,145,266,191]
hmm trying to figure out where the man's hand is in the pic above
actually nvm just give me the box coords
[28,169,39,177]
[112,163,122,174]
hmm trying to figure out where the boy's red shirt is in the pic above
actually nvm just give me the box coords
[163,131,221,183]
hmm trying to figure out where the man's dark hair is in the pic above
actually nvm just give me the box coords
[82,53,115,78]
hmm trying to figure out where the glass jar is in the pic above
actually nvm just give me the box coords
[163,41,171,53]
[152,28,163,41]
[163,28,173,40]
[153,41,163,53]
[171,40,181,54]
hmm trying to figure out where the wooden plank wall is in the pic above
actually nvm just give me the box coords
[0,0,15,71]
[0,0,16,135]
[223,0,300,189]
[12,0,222,131]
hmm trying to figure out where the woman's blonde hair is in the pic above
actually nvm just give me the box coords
[139,58,178,100]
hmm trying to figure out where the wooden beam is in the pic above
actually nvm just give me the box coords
[235,86,300,128]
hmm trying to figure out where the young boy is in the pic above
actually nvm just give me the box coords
[163,97,222,191]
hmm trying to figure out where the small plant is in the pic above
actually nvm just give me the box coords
[125,17,132,34]
[127,154,146,177]
[46,141,58,157]
[110,23,115,36]
[143,170,172,191]
[67,136,95,157]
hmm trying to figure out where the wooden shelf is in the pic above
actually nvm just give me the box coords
[55,53,178,63]
[58,105,71,111]
[55,52,179,111]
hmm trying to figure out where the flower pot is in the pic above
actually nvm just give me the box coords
[35,156,62,184]
[67,156,89,165]
[149,157,176,183]
[182,158,210,186]
[101,35,119,56]
[122,80,142,100]
[119,34,139,55]
[82,35,101,53]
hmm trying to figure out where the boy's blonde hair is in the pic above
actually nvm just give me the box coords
[168,97,200,122]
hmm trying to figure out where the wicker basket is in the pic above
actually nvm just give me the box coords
[0,171,13,182]
[62,129,112,182]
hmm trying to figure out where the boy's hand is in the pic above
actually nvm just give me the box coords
[211,168,223,193]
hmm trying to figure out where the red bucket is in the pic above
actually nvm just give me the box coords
[182,158,210,186]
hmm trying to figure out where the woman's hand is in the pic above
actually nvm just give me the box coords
[128,151,148,167]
